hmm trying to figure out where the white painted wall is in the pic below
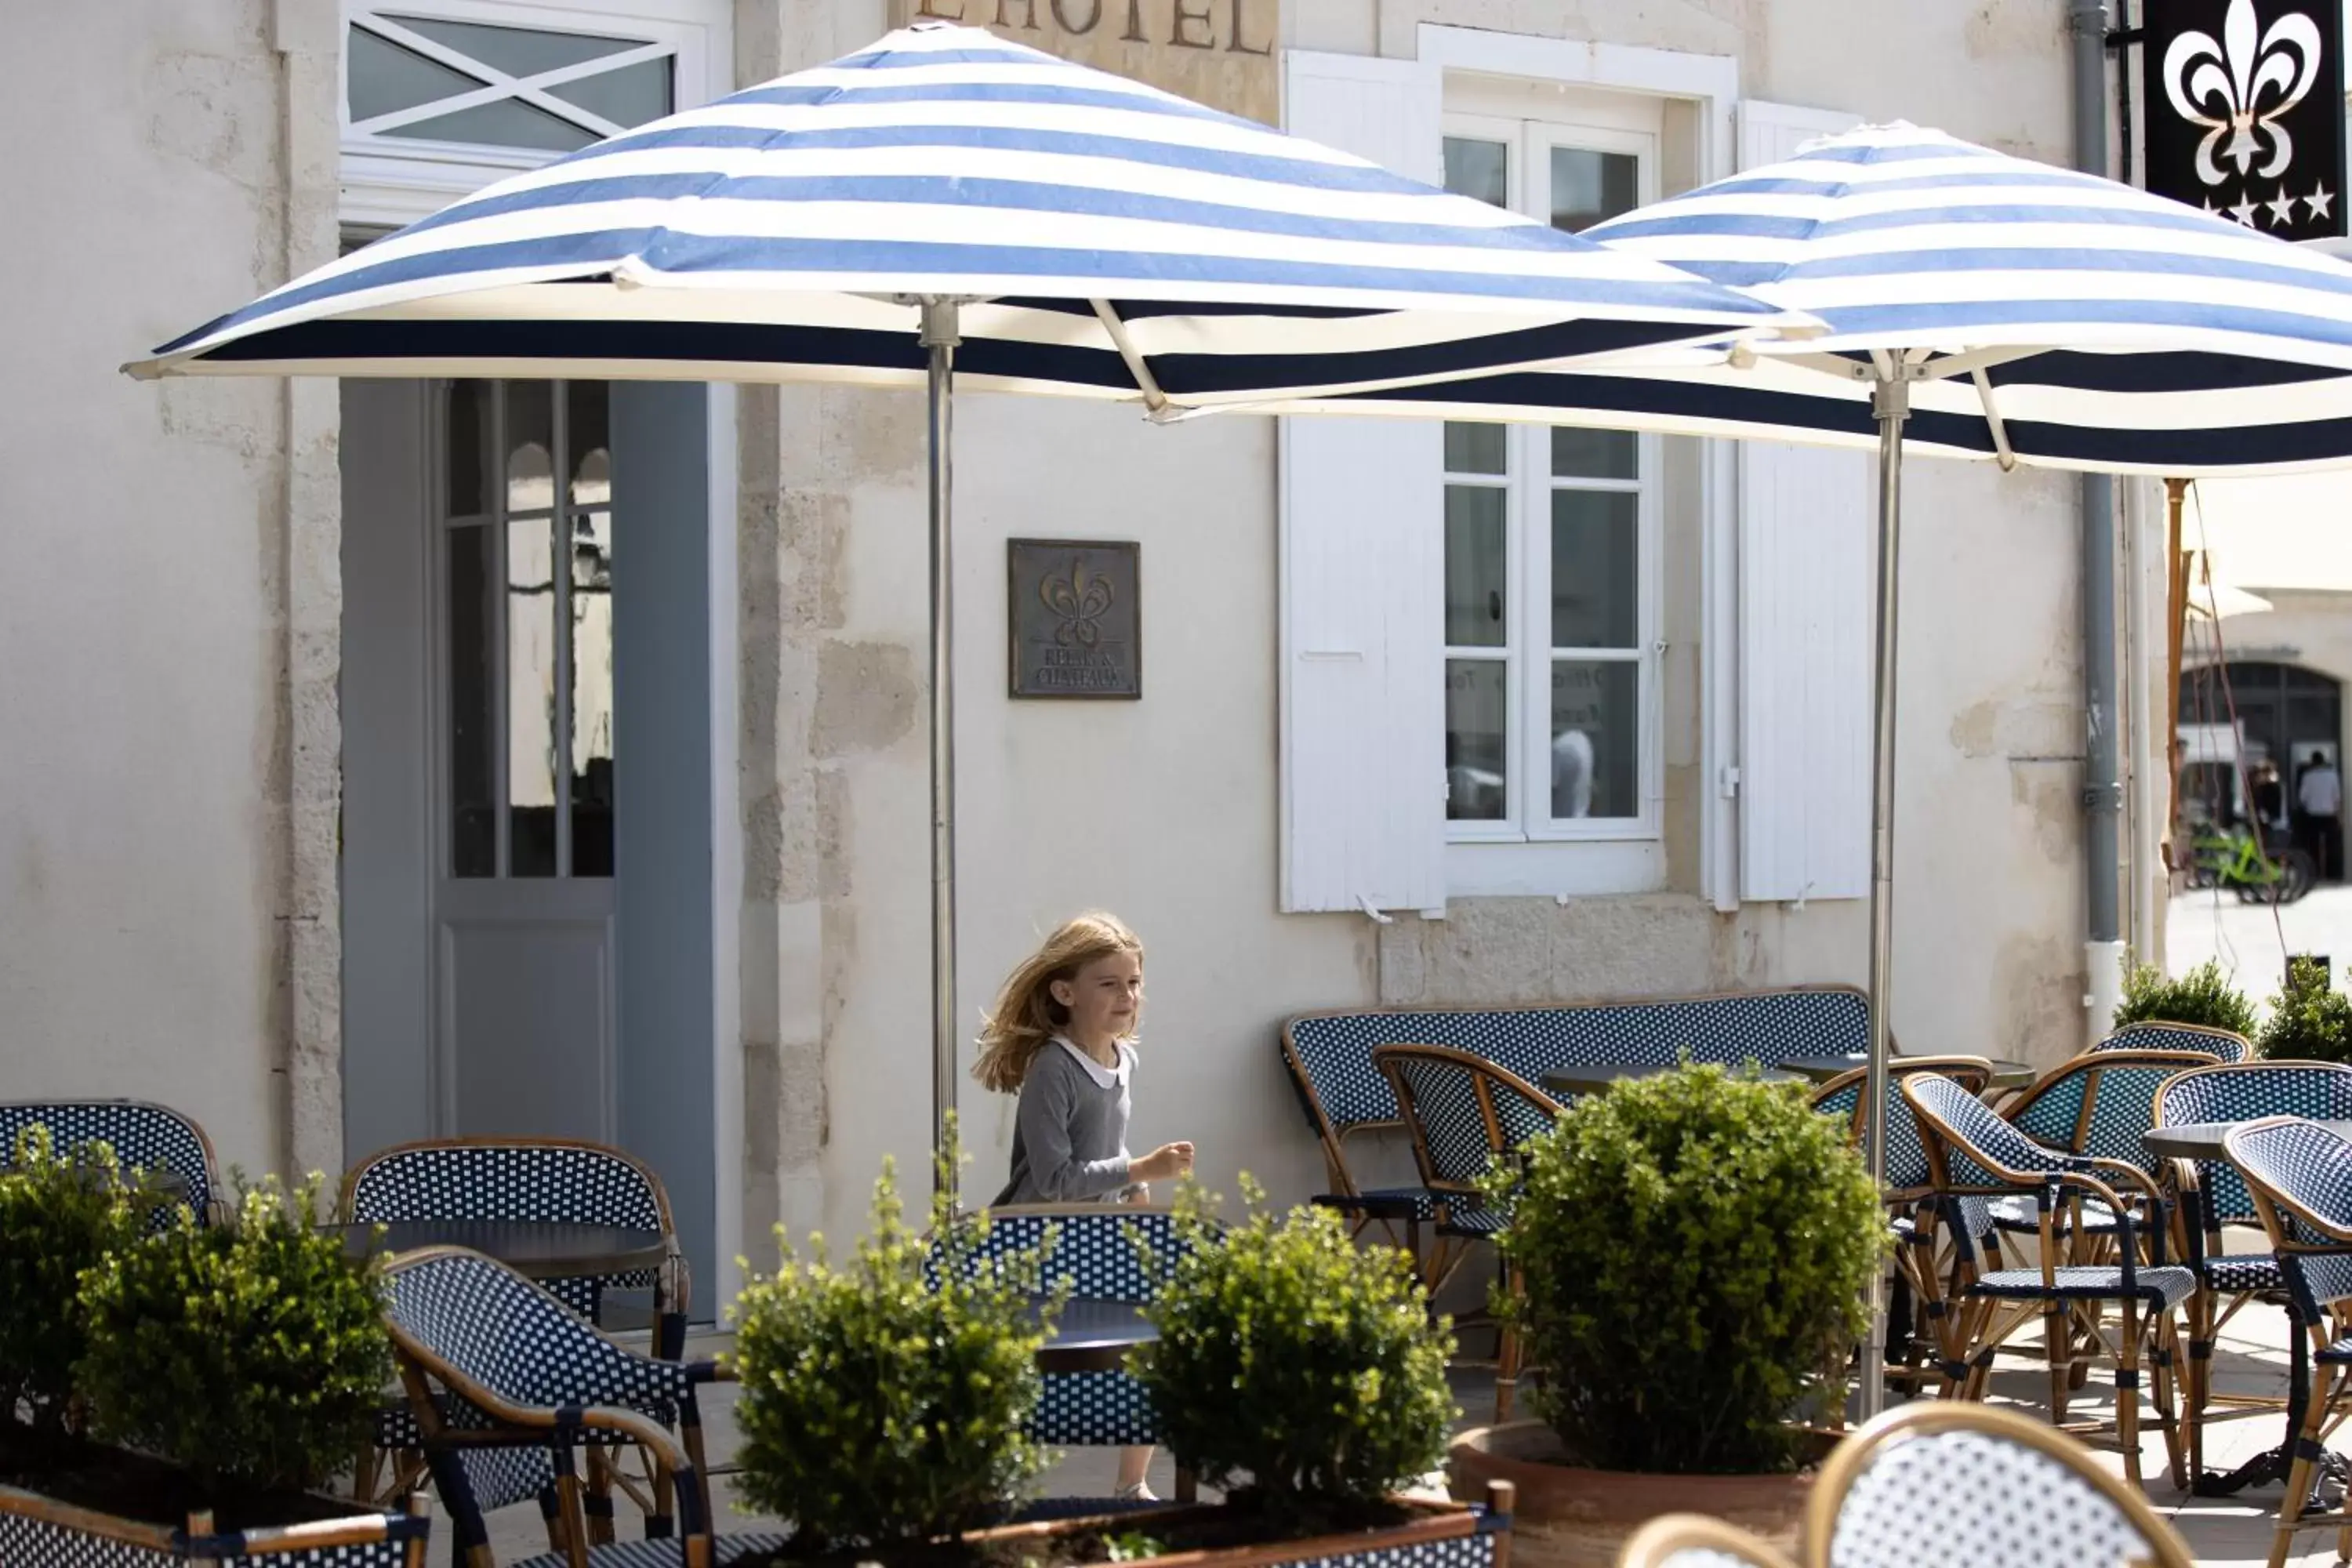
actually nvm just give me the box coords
[0,0,325,1180]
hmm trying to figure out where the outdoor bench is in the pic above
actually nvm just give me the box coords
[1279,985,1871,1225]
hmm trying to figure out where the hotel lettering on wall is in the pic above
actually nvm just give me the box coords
[2141,0,2345,239]
[891,0,1277,123]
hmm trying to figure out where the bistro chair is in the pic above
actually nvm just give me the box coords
[1371,1044,1562,1423]
[379,1247,768,1568]
[2092,1021,2255,1063]
[931,1204,1207,1508]
[2222,1116,2352,1568]
[1900,1073,2190,1486]
[1807,1057,1993,1387]
[1617,1513,1797,1568]
[0,1098,225,1226]
[343,1138,690,1523]
[2152,1062,2352,1487]
[1802,1401,2193,1568]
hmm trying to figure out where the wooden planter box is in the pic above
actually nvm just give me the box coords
[941,1485,1516,1568]
[0,1482,430,1566]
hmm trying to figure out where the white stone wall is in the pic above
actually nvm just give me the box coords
[728,0,2117,1254]
[0,0,342,1182]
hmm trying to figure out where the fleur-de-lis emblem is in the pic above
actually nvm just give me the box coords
[2164,0,2324,185]
[1040,559,1116,648]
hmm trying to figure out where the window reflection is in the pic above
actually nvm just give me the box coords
[1552,661,1638,818]
[571,510,615,877]
[1447,659,1508,821]
[448,522,495,877]
[507,517,558,877]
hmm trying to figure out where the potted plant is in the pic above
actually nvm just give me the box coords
[1451,1062,1882,1568]
[0,1144,428,1566]
[2259,958,2352,1062]
[2114,957,2259,1037]
[727,1150,1512,1567]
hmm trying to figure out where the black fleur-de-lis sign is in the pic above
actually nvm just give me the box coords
[2143,0,2346,239]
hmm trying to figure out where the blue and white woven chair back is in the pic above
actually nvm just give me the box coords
[0,1099,218,1225]
[2094,1022,2251,1062]
[382,1249,689,1413]
[1902,1073,2077,1191]
[1374,1045,1560,1196]
[958,1208,1188,1301]
[2225,1117,2352,1309]
[347,1138,673,1314]
[2005,1051,2218,1165]
[1617,1514,1796,1568]
[2158,1063,2352,1227]
[1809,1405,2190,1568]
[1809,1059,1990,1193]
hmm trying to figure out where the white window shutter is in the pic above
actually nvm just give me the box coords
[1736,100,1872,903]
[1278,52,1446,915]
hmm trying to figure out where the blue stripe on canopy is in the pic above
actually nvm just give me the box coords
[130,21,1795,401]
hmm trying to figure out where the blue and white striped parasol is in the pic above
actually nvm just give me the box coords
[125,23,1798,403]
[128,23,1809,1184]
[1301,121,2352,1417]
[1313,122,2352,474]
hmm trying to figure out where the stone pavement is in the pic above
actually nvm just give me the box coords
[2169,883,2352,1007]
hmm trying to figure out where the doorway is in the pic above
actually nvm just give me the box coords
[2178,659,2346,877]
[341,377,719,1294]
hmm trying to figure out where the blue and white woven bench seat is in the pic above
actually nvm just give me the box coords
[1968,1264,2196,1309]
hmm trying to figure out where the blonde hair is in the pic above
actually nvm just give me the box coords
[973,912,1145,1094]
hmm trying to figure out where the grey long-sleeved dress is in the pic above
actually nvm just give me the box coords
[993,1038,1136,1205]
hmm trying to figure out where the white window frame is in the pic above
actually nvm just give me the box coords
[1438,96,1667,894]
[339,0,729,228]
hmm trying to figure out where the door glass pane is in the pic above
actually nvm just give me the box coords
[506,383,554,514]
[448,523,496,877]
[391,15,642,76]
[1444,422,1506,476]
[348,24,485,122]
[1550,147,1640,232]
[1551,490,1639,648]
[508,517,559,877]
[1443,136,1509,208]
[1447,659,1508,821]
[447,380,492,517]
[570,510,615,879]
[1552,660,1639,818]
[1552,425,1638,481]
[546,57,674,129]
[387,98,599,152]
[1445,486,1508,648]
[568,382,610,507]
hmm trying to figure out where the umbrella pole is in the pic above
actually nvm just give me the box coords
[1859,368,1911,1420]
[923,297,962,1196]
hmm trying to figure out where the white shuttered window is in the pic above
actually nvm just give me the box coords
[1278,53,1446,915]
[1734,100,1872,903]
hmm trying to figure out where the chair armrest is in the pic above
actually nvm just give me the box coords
[685,1359,736,1386]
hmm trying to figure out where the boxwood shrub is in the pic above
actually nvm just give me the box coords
[0,1125,148,1433]
[2114,957,2258,1039]
[1136,1178,1454,1526]
[729,1146,1054,1554]
[1485,1062,1882,1475]
[2259,958,2352,1062]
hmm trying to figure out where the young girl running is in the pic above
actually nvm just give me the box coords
[976,911,1194,1499]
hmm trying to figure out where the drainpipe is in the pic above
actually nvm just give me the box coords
[2074,0,2127,1040]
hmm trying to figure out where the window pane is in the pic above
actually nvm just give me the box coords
[1552,660,1639,818]
[1551,425,1638,481]
[447,380,492,517]
[448,523,496,878]
[507,382,554,514]
[387,98,597,152]
[568,382,611,507]
[509,517,559,877]
[1443,137,1509,208]
[546,57,674,129]
[1551,147,1640,232]
[389,15,642,76]
[1447,659,1508,821]
[349,24,485,122]
[1551,490,1639,648]
[570,510,615,879]
[1445,485,1508,648]
[1444,422,1505,476]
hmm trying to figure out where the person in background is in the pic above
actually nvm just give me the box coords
[2299,750,2342,880]
[975,911,1195,1501]
[2251,759,2286,845]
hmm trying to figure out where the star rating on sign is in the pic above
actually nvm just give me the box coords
[2268,190,2300,227]
[2227,194,2262,227]
[2309,183,2336,223]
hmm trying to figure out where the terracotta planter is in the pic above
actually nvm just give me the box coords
[1448,1421,1811,1568]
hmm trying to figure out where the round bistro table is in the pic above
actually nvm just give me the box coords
[1776,1054,2041,1090]
[335,1220,669,1280]
[1027,1297,1157,1374]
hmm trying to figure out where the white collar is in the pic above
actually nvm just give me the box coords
[1054,1036,1131,1090]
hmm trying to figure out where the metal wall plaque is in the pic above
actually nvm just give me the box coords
[1009,539,1141,699]
[2142,0,2345,239]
